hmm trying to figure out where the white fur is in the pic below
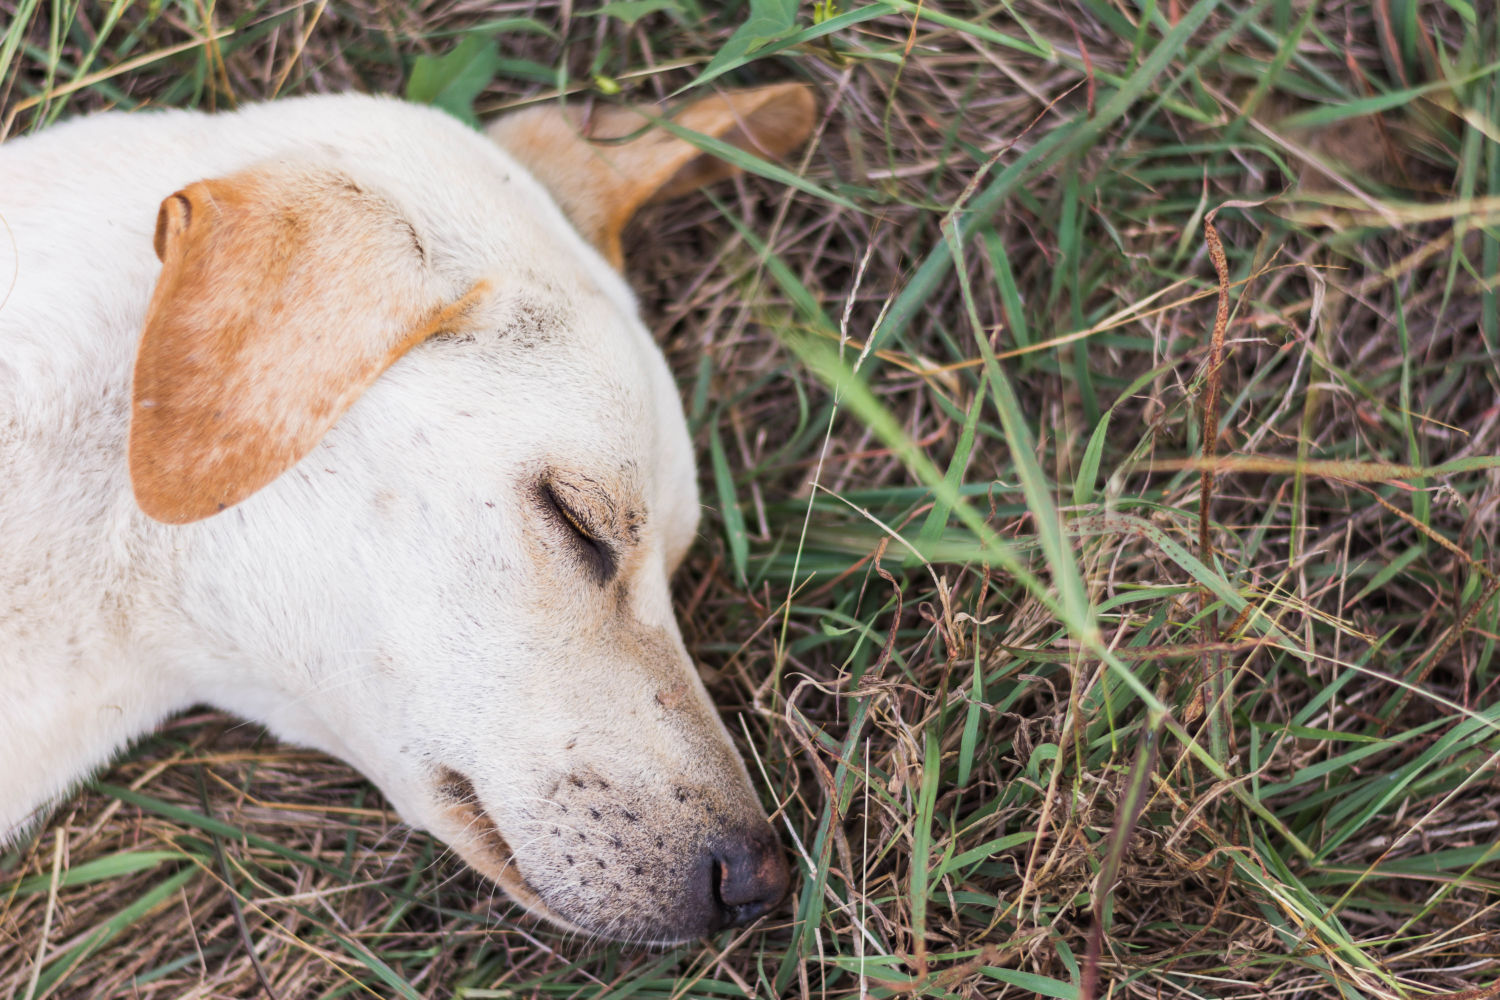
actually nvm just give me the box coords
[0,94,771,941]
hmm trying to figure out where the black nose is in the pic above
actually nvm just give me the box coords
[710,829,791,928]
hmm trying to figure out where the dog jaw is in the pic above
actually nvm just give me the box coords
[430,768,580,930]
[428,760,787,944]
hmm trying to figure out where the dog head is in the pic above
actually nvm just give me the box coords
[128,85,814,942]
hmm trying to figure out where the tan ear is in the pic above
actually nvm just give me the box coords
[486,83,816,268]
[130,163,487,524]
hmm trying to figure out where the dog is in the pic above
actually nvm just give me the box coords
[0,83,814,943]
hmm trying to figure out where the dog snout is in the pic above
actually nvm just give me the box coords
[708,826,790,929]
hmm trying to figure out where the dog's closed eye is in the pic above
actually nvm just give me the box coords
[540,481,617,585]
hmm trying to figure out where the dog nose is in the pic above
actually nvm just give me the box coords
[711,829,790,928]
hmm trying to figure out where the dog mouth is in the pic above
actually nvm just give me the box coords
[429,766,699,945]
[432,767,576,927]
[429,765,788,945]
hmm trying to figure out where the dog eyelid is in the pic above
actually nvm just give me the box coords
[541,482,618,584]
[551,490,597,541]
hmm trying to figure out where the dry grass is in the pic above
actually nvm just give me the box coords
[3,2,1499,998]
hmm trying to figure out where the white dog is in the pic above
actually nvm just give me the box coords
[0,84,813,942]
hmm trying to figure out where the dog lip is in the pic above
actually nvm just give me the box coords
[430,768,741,944]
[433,767,544,907]
[433,768,606,936]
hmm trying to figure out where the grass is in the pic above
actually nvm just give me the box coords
[3,1,1499,997]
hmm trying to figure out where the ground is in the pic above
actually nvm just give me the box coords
[1,2,1498,999]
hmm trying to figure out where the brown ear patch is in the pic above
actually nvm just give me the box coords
[652,83,817,199]
[487,83,816,269]
[129,163,487,524]
[152,192,192,260]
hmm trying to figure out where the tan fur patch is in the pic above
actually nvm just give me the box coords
[488,83,816,268]
[129,164,488,523]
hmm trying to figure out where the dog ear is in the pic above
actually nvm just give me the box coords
[486,83,816,268]
[130,164,487,524]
